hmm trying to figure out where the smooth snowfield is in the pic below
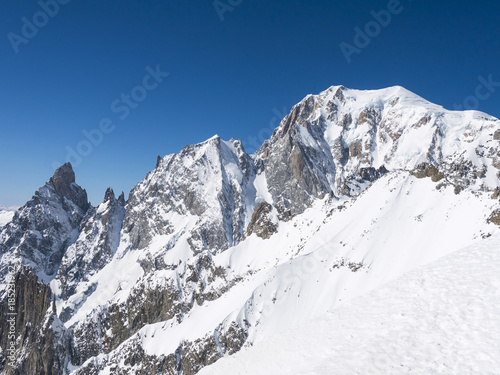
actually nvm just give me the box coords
[200,236,500,375]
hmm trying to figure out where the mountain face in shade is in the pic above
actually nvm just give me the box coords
[1,86,500,375]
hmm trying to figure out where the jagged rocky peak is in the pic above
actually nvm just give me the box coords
[104,187,115,202]
[0,163,90,280]
[246,201,278,239]
[50,162,89,211]
[121,135,256,252]
[255,97,338,217]
[50,162,75,194]
[118,191,126,205]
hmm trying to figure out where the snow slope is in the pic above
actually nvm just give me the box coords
[74,171,500,374]
[199,235,500,375]
[0,208,15,228]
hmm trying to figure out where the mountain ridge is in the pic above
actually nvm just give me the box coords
[0,84,499,375]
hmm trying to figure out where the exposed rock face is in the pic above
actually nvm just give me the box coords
[359,166,388,182]
[487,210,500,226]
[121,136,255,253]
[0,267,69,375]
[69,280,184,362]
[0,163,89,280]
[491,187,500,200]
[246,202,278,239]
[255,99,336,216]
[73,320,248,375]
[49,163,88,212]
[68,250,232,368]
[411,162,445,182]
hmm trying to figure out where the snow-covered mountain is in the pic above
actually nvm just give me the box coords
[1,85,499,375]
[0,163,89,281]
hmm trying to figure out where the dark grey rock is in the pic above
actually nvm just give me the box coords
[0,267,70,375]
[50,163,89,211]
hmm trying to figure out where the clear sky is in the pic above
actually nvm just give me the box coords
[1,0,499,207]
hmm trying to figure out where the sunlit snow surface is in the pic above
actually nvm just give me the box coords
[199,236,500,375]
[0,209,15,228]
[73,171,500,374]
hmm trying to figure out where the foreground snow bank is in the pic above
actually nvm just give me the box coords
[199,235,500,375]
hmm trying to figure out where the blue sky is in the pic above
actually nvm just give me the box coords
[1,0,499,206]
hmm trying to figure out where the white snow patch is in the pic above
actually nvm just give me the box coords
[253,172,273,204]
[200,235,500,375]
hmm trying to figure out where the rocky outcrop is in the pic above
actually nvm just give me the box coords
[67,278,186,366]
[411,162,445,182]
[359,166,388,182]
[246,202,278,239]
[49,163,89,212]
[68,251,233,369]
[487,210,500,226]
[491,187,500,200]
[0,267,69,375]
[73,320,248,375]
